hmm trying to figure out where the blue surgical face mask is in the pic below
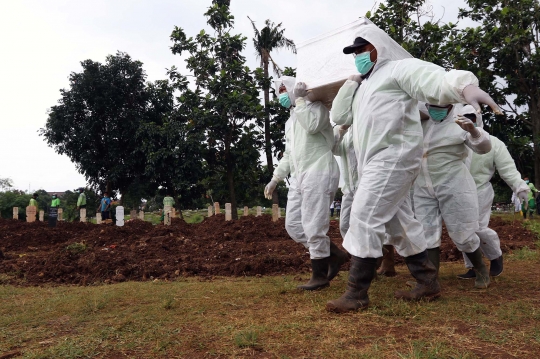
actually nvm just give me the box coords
[526,180,530,184]
[279,92,291,108]
[355,50,375,75]
[427,107,449,122]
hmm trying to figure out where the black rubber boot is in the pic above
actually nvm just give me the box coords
[489,255,503,277]
[327,242,349,281]
[395,250,441,301]
[326,256,377,313]
[297,257,330,291]
[464,248,490,289]
[457,269,476,279]
[407,247,441,287]
[377,245,397,277]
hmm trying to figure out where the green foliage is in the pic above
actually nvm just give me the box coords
[40,52,160,201]
[0,177,13,191]
[0,190,31,220]
[234,330,259,349]
[66,242,87,254]
[169,3,264,219]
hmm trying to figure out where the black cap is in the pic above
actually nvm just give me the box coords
[343,37,371,54]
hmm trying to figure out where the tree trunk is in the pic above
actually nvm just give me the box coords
[106,180,111,197]
[173,188,184,220]
[531,101,540,190]
[262,57,278,205]
[225,134,238,220]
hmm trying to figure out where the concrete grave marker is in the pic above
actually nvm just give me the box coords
[272,204,279,222]
[80,208,87,223]
[26,206,36,222]
[39,210,44,222]
[130,210,137,220]
[116,206,124,226]
[244,206,249,216]
[57,208,63,221]
[278,207,282,218]
[138,211,144,220]
[256,206,262,217]
[164,205,172,226]
[13,207,18,220]
[214,202,220,214]
[96,212,102,224]
[208,206,213,217]
[225,203,232,221]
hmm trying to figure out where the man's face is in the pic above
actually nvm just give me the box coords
[104,193,108,197]
[354,44,377,63]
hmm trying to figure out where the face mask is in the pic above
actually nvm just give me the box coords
[526,180,530,184]
[427,107,449,122]
[355,50,375,75]
[279,92,291,108]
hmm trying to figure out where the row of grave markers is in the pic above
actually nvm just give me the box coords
[13,202,282,225]
[208,202,282,222]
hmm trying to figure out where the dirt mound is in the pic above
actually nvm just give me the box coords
[0,215,536,286]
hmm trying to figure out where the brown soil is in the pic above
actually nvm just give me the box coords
[0,215,536,286]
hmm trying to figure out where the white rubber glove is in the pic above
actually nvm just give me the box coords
[518,190,529,203]
[293,82,308,98]
[455,116,481,138]
[347,74,364,84]
[462,85,503,115]
[264,180,278,200]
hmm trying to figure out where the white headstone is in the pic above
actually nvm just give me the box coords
[26,206,36,223]
[96,212,102,224]
[13,207,18,220]
[272,204,279,222]
[130,210,137,220]
[278,207,282,218]
[57,208,63,221]
[39,210,44,222]
[208,206,213,217]
[138,211,144,220]
[116,206,124,226]
[214,202,220,214]
[256,206,262,217]
[225,203,232,221]
[80,208,87,223]
[244,206,249,216]
[163,205,172,226]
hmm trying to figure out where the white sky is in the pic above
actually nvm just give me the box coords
[0,0,467,192]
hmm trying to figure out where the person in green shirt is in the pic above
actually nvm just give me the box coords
[522,177,538,219]
[51,195,60,208]
[76,188,87,210]
[29,193,39,210]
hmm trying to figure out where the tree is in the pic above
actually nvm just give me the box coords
[138,79,207,212]
[455,0,540,187]
[0,177,13,191]
[40,51,153,201]
[248,17,296,204]
[169,1,264,219]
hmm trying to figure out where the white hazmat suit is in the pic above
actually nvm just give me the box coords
[413,104,492,253]
[271,76,340,259]
[331,24,482,259]
[463,133,529,268]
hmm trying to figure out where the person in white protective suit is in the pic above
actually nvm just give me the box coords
[331,125,357,239]
[325,22,502,313]
[264,76,348,291]
[412,103,492,290]
[456,108,529,279]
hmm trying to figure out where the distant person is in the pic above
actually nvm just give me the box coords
[29,193,39,217]
[522,177,538,219]
[100,192,112,220]
[330,201,335,217]
[76,188,86,210]
[50,194,60,208]
[335,200,341,217]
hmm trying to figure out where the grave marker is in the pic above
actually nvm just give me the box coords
[208,206,213,217]
[13,207,18,220]
[225,203,232,221]
[39,210,44,222]
[164,205,172,226]
[48,207,58,227]
[138,211,144,220]
[256,206,262,217]
[130,210,137,220]
[26,206,36,223]
[244,206,249,216]
[214,202,220,214]
[96,212,102,224]
[278,207,282,218]
[80,208,86,223]
[57,208,63,221]
[116,206,124,226]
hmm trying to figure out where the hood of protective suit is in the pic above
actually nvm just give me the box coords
[354,21,413,75]
[274,76,296,106]
[459,105,483,128]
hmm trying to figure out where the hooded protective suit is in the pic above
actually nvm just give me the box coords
[462,131,529,267]
[332,127,358,238]
[331,23,481,259]
[273,76,340,259]
[413,104,491,253]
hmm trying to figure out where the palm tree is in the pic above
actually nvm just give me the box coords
[248,17,296,203]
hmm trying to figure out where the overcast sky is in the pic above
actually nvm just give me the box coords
[0,0,468,192]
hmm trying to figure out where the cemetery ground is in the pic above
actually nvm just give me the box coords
[0,214,539,358]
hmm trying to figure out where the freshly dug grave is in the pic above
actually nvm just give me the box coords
[0,215,536,286]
